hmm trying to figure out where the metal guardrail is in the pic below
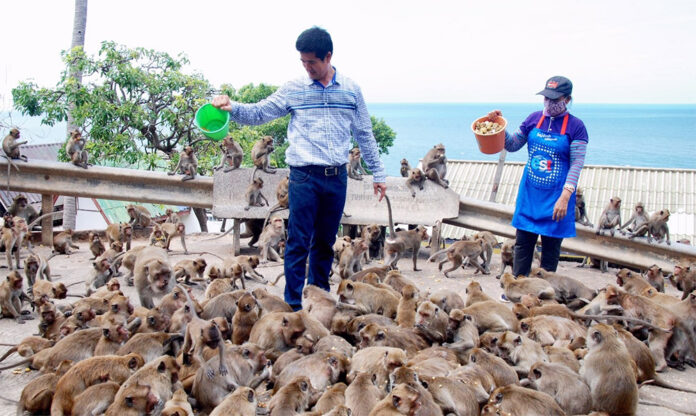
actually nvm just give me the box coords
[1,159,694,270]
[447,196,696,271]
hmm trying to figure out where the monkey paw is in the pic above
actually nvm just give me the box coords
[206,368,215,379]
[219,365,228,377]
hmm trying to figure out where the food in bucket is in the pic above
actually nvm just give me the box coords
[474,120,504,135]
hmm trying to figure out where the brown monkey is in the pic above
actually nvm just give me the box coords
[133,246,174,308]
[595,196,622,236]
[310,382,348,415]
[32,279,67,303]
[468,347,520,387]
[473,231,498,273]
[248,311,306,361]
[262,174,290,229]
[301,284,338,330]
[443,309,480,351]
[519,315,585,346]
[258,215,285,262]
[0,271,32,323]
[149,223,167,248]
[50,353,144,415]
[168,145,198,181]
[580,323,638,415]
[38,301,67,340]
[221,257,246,290]
[405,167,426,197]
[358,323,428,354]
[235,254,267,283]
[498,238,515,278]
[72,381,121,416]
[414,300,448,343]
[423,375,479,416]
[632,208,671,244]
[487,384,565,416]
[65,129,89,168]
[574,187,593,226]
[348,146,368,180]
[24,252,51,291]
[383,195,429,271]
[422,142,449,188]
[2,216,29,270]
[208,386,257,416]
[345,372,383,416]
[104,382,160,416]
[161,388,194,416]
[531,267,597,308]
[85,257,114,296]
[337,279,400,318]
[88,231,106,259]
[127,204,152,228]
[429,288,466,313]
[268,375,316,415]
[396,283,418,328]
[215,135,244,172]
[333,238,369,279]
[181,299,228,379]
[427,219,445,252]
[644,264,665,292]
[500,273,555,302]
[8,194,38,224]
[161,221,188,253]
[252,135,276,175]
[456,301,519,333]
[2,127,28,162]
[108,356,180,414]
[370,382,422,416]
[428,238,488,277]
[244,176,269,210]
[174,257,207,285]
[232,292,260,344]
[348,345,406,389]
[387,366,442,415]
[16,360,72,415]
[495,330,548,376]
[275,350,348,393]
[399,158,411,178]
[117,332,184,363]
[52,228,80,254]
[464,280,494,306]
[670,261,696,299]
[524,362,592,414]
[620,201,649,234]
[254,287,293,314]
[106,221,133,250]
[0,335,53,363]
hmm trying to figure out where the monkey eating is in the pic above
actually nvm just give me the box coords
[347,146,368,180]
[422,143,449,188]
[168,145,198,181]
[252,135,276,175]
[244,176,269,211]
[214,135,244,172]
[405,168,426,198]
[65,129,89,169]
[400,158,411,177]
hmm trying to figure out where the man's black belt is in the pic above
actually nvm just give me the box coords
[292,164,346,176]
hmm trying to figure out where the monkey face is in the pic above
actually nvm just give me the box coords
[8,273,23,290]
[40,307,56,324]
[53,283,68,299]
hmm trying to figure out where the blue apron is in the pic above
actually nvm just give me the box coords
[512,114,577,238]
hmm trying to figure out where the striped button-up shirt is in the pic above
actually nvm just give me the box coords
[227,69,386,183]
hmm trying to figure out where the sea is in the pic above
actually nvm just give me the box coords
[4,104,695,176]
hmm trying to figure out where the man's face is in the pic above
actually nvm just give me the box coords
[300,51,332,81]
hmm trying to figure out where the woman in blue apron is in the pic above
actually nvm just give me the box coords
[489,76,588,277]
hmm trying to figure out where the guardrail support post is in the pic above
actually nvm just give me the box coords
[41,194,53,246]
[233,219,241,255]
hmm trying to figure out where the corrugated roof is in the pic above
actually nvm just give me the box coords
[441,159,696,243]
[0,142,62,209]
[96,200,189,225]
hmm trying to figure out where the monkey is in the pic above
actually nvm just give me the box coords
[299,284,338,330]
[464,280,494,306]
[595,196,622,236]
[214,135,244,172]
[337,279,400,318]
[422,375,480,416]
[38,300,67,340]
[0,335,53,363]
[428,238,488,277]
[52,228,80,255]
[360,224,386,264]
[631,208,672,244]
[499,273,555,302]
[644,264,665,292]
[263,174,290,227]
[387,366,442,416]
[530,267,597,308]
[8,194,38,224]
[235,254,267,283]
[422,143,449,188]
[2,127,28,162]
[252,135,276,175]
[519,315,586,346]
[248,311,306,361]
[220,257,246,290]
[399,158,411,178]
[71,381,121,416]
[305,382,348,415]
[160,388,194,416]
[24,252,51,293]
[16,360,72,416]
[496,238,515,278]
[619,201,649,235]
[370,382,423,416]
[161,221,189,253]
[104,381,161,416]
[615,267,653,296]
[173,257,207,285]
[0,271,32,323]
[85,257,114,296]
[258,215,285,262]
[106,221,133,250]
[347,346,406,390]
[208,386,257,416]
[244,176,269,211]
[32,279,68,303]
[580,323,638,415]
[50,352,144,416]
[487,384,566,416]
[473,231,498,273]
[117,332,184,363]
[344,372,383,416]
[168,145,198,181]
[443,309,480,352]
[358,323,428,354]
[383,195,429,271]
[149,223,167,248]
[97,240,124,275]
[232,292,260,344]
[669,261,696,300]
[414,300,448,343]
[163,208,181,224]
[275,350,349,393]
[347,146,368,180]
[427,219,445,253]
[405,167,426,197]
[429,288,467,313]
[396,283,418,328]
[2,215,28,270]
[333,238,369,280]
[65,129,89,168]
[180,294,228,380]
[133,246,174,308]
[127,204,152,228]
[573,187,593,227]
[268,375,316,415]
[495,330,548,377]
[254,287,293,314]
[108,356,180,414]
[86,231,106,259]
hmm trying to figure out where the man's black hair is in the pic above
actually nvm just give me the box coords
[296,26,333,60]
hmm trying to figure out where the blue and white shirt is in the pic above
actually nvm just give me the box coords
[227,69,386,183]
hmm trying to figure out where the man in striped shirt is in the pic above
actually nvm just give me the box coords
[212,27,386,310]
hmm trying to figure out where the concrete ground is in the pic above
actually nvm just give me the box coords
[0,232,694,415]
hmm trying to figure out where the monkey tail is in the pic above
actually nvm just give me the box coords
[0,357,32,371]
[26,211,63,230]
[169,251,223,261]
[572,313,671,332]
[0,394,18,405]
[383,194,395,242]
[202,226,235,242]
[0,346,18,363]
[651,375,696,394]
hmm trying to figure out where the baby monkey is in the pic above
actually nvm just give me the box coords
[244,177,269,211]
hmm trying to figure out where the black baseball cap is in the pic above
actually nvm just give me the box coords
[537,76,573,99]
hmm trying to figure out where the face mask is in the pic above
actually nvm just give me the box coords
[544,98,567,117]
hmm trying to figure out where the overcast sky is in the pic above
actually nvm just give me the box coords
[1,0,695,108]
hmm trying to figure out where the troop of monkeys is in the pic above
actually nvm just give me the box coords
[2,209,696,416]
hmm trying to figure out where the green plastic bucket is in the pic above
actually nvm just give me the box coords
[195,103,230,141]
